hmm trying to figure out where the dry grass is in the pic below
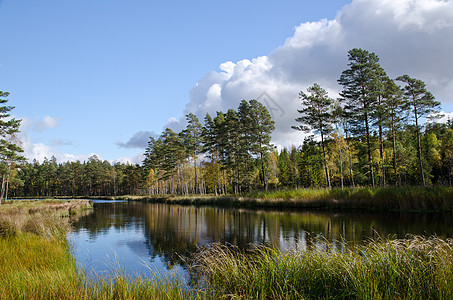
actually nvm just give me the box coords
[0,199,92,237]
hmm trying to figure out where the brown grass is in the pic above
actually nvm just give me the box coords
[0,200,92,237]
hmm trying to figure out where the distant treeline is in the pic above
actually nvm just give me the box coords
[9,117,453,198]
[8,48,453,197]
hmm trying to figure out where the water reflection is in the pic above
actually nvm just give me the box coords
[69,202,453,278]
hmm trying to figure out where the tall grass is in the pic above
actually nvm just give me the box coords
[196,236,453,299]
[3,200,453,299]
[107,186,453,212]
[0,199,92,237]
[0,233,196,299]
[0,200,198,299]
[244,185,453,210]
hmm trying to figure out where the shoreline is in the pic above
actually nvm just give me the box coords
[18,186,453,212]
[2,199,453,298]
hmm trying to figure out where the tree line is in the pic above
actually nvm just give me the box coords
[5,48,453,197]
[14,156,144,197]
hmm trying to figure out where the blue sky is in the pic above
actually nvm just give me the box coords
[1,0,453,164]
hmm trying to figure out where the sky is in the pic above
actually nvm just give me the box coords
[1,0,453,164]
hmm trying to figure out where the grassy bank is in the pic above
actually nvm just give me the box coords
[2,200,453,299]
[197,236,453,299]
[0,200,193,299]
[92,186,453,212]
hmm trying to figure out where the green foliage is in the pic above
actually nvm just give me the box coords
[0,91,24,203]
[293,83,334,187]
[9,48,453,196]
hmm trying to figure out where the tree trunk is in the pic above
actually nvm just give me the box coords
[415,126,425,186]
[194,153,198,194]
[260,151,267,191]
[391,116,399,186]
[5,175,9,202]
[320,132,331,188]
[345,131,355,188]
[364,108,375,187]
[378,121,385,186]
[413,102,425,186]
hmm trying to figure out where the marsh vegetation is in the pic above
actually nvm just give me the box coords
[2,200,453,299]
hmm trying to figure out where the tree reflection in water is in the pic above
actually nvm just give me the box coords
[70,201,453,278]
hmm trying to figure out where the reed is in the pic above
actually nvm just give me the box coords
[0,199,92,237]
[109,186,453,211]
[3,199,453,299]
[0,200,201,299]
[196,236,453,299]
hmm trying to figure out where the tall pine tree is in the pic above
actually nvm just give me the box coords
[338,48,383,187]
[0,91,24,203]
[293,83,333,188]
[396,75,442,186]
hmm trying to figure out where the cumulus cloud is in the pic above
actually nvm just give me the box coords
[21,116,58,132]
[116,131,157,149]
[18,115,102,163]
[113,152,144,165]
[18,114,144,164]
[19,131,100,163]
[167,0,453,148]
[50,139,73,146]
[430,111,453,123]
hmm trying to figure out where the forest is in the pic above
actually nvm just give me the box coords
[5,48,453,198]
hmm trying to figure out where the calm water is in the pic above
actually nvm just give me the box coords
[68,201,453,280]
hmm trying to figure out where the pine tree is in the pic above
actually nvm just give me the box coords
[371,68,392,186]
[213,112,228,194]
[396,75,442,186]
[0,91,24,203]
[293,83,333,188]
[224,109,242,193]
[382,78,404,185]
[338,49,383,187]
[182,113,203,194]
[246,99,275,191]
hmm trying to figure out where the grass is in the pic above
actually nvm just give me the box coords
[3,199,453,299]
[18,185,453,212]
[0,200,197,299]
[0,199,92,237]
[97,186,453,212]
[196,236,453,299]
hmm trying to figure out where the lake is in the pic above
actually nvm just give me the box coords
[68,200,453,282]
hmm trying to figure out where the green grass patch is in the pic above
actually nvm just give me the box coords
[106,186,453,212]
[196,236,453,299]
[0,200,197,299]
[3,198,453,299]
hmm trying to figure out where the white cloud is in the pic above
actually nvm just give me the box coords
[113,152,144,165]
[50,139,73,146]
[21,134,102,163]
[167,0,453,148]
[21,115,58,132]
[430,111,453,123]
[18,115,102,163]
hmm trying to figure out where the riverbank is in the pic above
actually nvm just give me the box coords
[0,200,190,299]
[84,186,453,212]
[1,200,453,299]
[197,236,453,299]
